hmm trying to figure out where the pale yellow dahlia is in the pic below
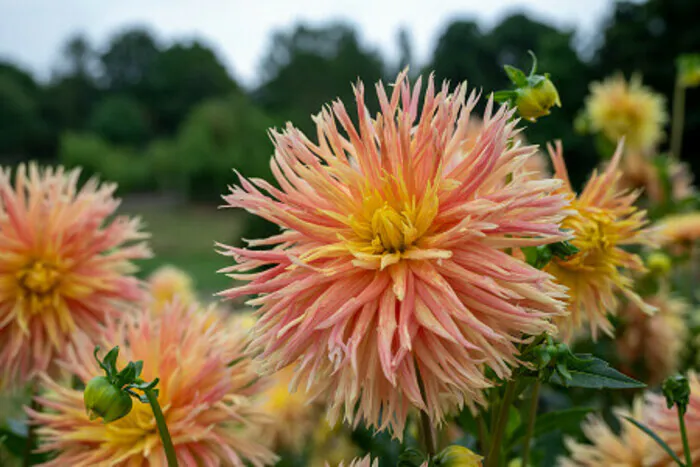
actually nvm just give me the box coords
[259,365,324,453]
[617,289,688,385]
[218,71,571,435]
[147,265,196,312]
[546,141,656,340]
[28,300,277,466]
[659,212,700,247]
[647,371,700,466]
[0,164,151,387]
[310,420,360,467]
[326,456,380,467]
[559,398,659,466]
[585,74,667,152]
[618,152,694,206]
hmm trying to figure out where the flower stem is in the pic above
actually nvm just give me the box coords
[671,77,686,160]
[144,388,178,467]
[477,415,489,457]
[678,407,692,467]
[22,394,39,467]
[415,362,437,456]
[521,380,541,467]
[487,381,518,467]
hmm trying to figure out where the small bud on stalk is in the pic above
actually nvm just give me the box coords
[84,375,133,422]
[494,51,561,122]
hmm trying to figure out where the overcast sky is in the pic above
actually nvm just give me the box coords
[0,0,620,86]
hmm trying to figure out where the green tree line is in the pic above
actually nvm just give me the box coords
[0,0,698,205]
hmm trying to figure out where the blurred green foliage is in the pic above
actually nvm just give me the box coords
[0,0,698,198]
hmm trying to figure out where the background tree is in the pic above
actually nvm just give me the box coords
[255,22,385,133]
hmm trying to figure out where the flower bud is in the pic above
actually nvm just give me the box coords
[678,54,700,88]
[663,374,691,415]
[515,77,561,122]
[84,376,132,423]
[646,252,671,277]
[434,445,483,466]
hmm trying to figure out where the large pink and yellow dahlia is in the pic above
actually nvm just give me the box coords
[545,142,655,340]
[218,72,571,435]
[28,299,277,466]
[0,164,150,387]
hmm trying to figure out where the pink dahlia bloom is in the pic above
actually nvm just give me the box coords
[219,72,570,435]
[0,164,151,387]
[28,300,277,466]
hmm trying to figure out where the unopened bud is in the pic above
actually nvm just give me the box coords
[516,77,561,122]
[678,54,700,88]
[646,252,671,277]
[84,376,132,423]
[662,374,691,415]
[434,445,483,466]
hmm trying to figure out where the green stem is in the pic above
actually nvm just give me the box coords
[420,408,437,456]
[145,389,178,467]
[487,381,518,467]
[671,78,686,160]
[414,358,437,456]
[22,394,39,467]
[678,407,692,467]
[521,380,541,467]
[477,415,489,458]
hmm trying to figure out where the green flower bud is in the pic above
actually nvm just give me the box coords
[515,76,561,122]
[646,252,672,277]
[663,374,691,415]
[434,445,483,466]
[84,376,133,423]
[678,54,700,88]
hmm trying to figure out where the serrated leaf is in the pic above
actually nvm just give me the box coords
[504,65,528,87]
[550,355,646,389]
[508,408,594,448]
[623,416,684,466]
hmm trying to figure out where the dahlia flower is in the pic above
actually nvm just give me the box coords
[218,71,570,435]
[259,365,324,452]
[585,74,667,152]
[147,265,196,312]
[559,398,658,466]
[310,420,360,467]
[659,212,700,247]
[0,163,150,387]
[647,371,700,466]
[617,289,688,385]
[545,141,656,340]
[28,300,277,466]
[618,152,694,206]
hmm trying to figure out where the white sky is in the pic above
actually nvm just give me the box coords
[0,0,619,87]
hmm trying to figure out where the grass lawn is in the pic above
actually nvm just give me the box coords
[121,200,245,297]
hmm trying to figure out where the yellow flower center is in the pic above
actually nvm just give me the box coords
[369,203,418,254]
[103,400,161,453]
[16,261,61,313]
[556,209,619,272]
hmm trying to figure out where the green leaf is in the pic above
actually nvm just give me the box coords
[508,407,594,448]
[493,90,517,104]
[549,354,646,389]
[398,448,427,467]
[504,65,528,87]
[623,416,685,466]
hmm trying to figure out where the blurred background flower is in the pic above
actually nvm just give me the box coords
[0,164,151,388]
[27,300,277,466]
